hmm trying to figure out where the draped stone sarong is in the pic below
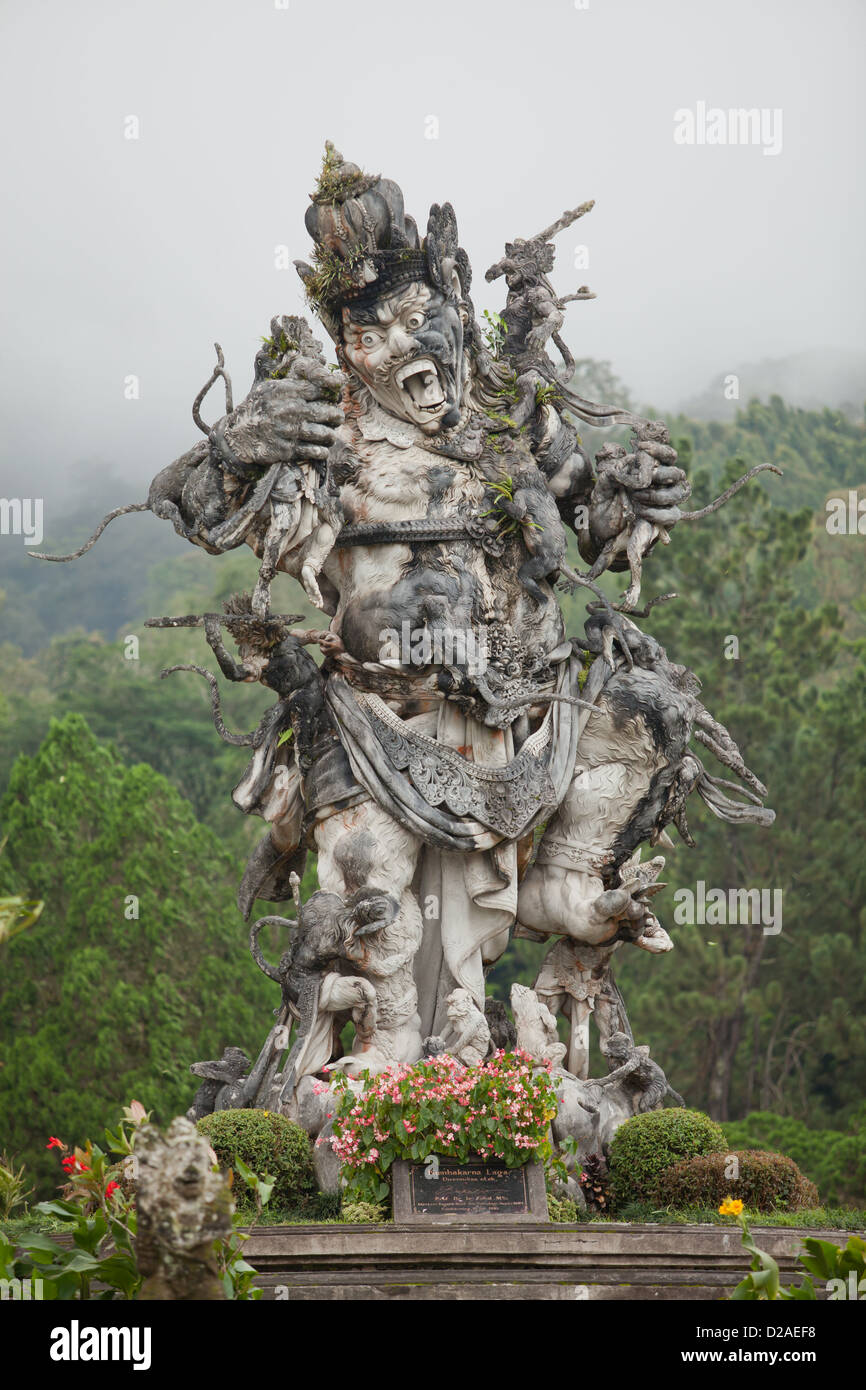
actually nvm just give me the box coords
[324,656,607,1030]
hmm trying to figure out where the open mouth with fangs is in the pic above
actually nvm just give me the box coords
[394,357,448,419]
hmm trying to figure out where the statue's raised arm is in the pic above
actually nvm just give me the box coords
[31,315,346,619]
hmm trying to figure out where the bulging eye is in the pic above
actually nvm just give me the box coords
[406,312,425,331]
[361,331,380,348]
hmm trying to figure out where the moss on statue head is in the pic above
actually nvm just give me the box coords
[303,244,366,313]
[311,142,374,207]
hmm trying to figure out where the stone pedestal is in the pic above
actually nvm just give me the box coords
[243,1222,852,1301]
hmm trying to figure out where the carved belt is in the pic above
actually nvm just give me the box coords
[335,519,472,546]
[335,509,506,557]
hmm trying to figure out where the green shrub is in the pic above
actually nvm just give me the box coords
[608,1108,727,1207]
[722,1110,866,1207]
[340,1201,387,1224]
[197,1110,315,1217]
[547,1193,582,1223]
[657,1149,819,1212]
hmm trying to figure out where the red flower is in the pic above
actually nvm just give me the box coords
[105,1180,120,1199]
[61,1155,88,1174]
[46,1136,63,1149]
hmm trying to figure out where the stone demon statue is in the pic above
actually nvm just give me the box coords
[36,143,778,1124]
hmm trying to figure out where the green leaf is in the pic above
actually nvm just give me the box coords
[62,1250,103,1274]
[798,1238,846,1280]
[18,1233,67,1262]
[256,1176,276,1207]
[786,1278,817,1300]
[52,1272,80,1300]
[73,1213,107,1254]
[233,1154,258,1191]
[34,1199,80,1220]
[95,1254,141,1297]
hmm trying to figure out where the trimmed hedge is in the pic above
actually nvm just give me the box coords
[656,1149,819,1212]
[723,1110,866,1207]
[197,1109,315,1216]
[608,1108,727,1207]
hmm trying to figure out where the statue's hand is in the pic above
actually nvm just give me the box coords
[318,631,345,658]
[627,435,690,531]
[221,379,344,469]
[221,317,346,468]
[588,434,690,544]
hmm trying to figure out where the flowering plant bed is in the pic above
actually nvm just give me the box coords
[327,1050,559,1205]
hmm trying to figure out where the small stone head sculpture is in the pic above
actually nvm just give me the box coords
[445,987,476,1022]
[600,1031,633,1065]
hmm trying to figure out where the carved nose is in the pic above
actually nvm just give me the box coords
[389,327,416,356]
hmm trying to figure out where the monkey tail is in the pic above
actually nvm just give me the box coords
[160,663,257,746]
[28,502,150,562]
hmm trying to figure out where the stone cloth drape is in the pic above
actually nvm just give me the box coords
[326,656,606,1031]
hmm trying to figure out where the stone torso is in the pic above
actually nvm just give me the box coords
[322,408,566,671]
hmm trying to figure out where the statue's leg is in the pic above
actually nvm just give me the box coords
[566,996,593,1080]
[535,983,592,1079]
[314,801,423,1067]
[594,977,633,1049]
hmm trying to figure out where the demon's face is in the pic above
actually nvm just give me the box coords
[340,280,466,433]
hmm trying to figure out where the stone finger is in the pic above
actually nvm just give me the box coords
[638,465,687,485]
[631,483,692,507]
[636,441,679,463]
[292,358,344,387]
[290,444,332,462]
[632,505,683,525]
[295,421,339,443]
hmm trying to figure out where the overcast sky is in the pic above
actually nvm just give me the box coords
[1,0,864,503]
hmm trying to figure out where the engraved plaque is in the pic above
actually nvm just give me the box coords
[391,1155,548,1223]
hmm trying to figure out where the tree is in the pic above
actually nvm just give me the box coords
[613,459,865,1125]
[0,714,277,1196]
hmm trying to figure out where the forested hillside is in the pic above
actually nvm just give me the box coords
[1,391,863,1195]
[0,715,277,1195]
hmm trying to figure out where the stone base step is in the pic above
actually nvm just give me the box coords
[244,1221,844,1301]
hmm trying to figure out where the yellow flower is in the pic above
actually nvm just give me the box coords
[718,1198,744,1215]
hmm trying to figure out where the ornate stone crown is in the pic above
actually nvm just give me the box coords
[295,142,471,328]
